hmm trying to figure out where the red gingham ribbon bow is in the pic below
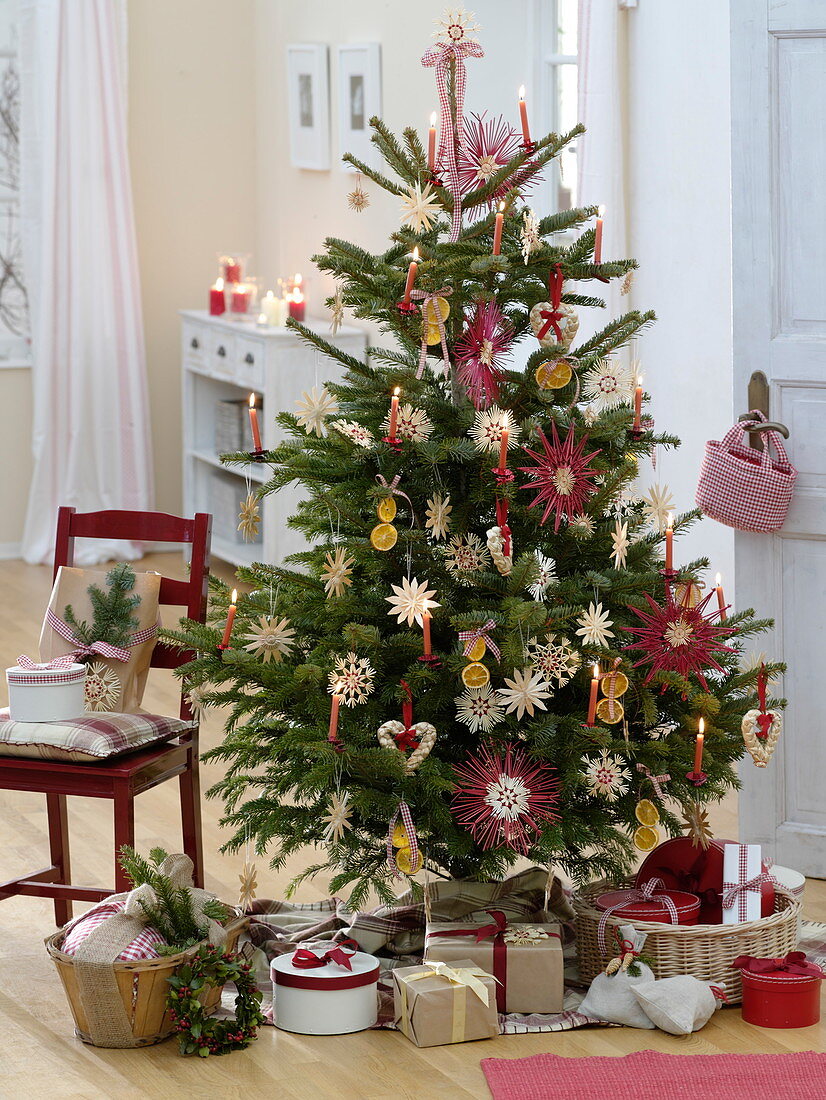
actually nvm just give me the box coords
[458,619,500,661]
[375,474,414,518]
[601,657,624,722]
[421,38,484,242]
[292,937,360,971]
[46,608,156,663]
[536,264,564,341]
[636,762,671,802]
[597,877,678,953]
[411,287,452,379]
[387,800,418,881]
[722,872,775,913]
[16,654,77,671]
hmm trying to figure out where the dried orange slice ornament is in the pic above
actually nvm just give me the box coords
[595,697,624,725]
[370,523,398,551]
[600,672,629,698]
[391,822,410,848]
[461,662,490,689]
[635,798,660,827]
[535,359,573,390]
[377,496,397,523]
[395,846,423,874]
[633,825,660,852]
[465,637,487,662]
[423,296,450,345]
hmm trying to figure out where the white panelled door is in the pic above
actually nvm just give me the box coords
[731,0,826,875]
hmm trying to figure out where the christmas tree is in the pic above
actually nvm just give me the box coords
[166,11,781,908]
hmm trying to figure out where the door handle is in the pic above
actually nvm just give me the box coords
[737,413,789,439]
[740,371,789,448]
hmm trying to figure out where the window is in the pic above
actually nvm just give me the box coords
[543,0,578,211]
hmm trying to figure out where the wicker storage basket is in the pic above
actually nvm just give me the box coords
[574,879,800,1004]
[45,912,248,1047]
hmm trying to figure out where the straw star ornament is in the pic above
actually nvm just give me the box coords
[385,577,440,627]
[242,616,296,663]
[296,385,337,436]
[320,546,355,598]
[322,792,354,843]
[400,182,442,233]
[425,493,452,540]
[237,493,261,541]
[575,601,615,648]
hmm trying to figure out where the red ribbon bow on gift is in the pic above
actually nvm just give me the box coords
[16,654,77,671]
[421,38,484,242]
[721,871,776,911]
[458,619,500,661]
[756,663,774,739]
[426,910,509,1011]
[597,878,679,953]
[45,607,156,663]
[536,264,565,342]
[292,938,360,972]
[731,952,825,979]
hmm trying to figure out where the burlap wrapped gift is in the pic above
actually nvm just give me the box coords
[393,959,499,1047]
[424,911,563,1014]
[39,567,160,714]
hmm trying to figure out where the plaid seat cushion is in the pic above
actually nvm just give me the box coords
[61,899,167,960]
[0,710,193,762]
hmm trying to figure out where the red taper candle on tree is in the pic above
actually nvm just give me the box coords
[422,611,432,656]
[493,202,505,256]
[248,393,262,451]
[497,415,510,472]
[665,512,674,573]
[220,589,237,648]
[715,572,727,621]
[693,717,705,775]
[388,387,401,442]
[518,85,531,146]
[587,664,600,726]
[402,247,419,304]
[428,111,437,172]
[594,205,605,264]
[328,687,343,742]
[633,374,643,432]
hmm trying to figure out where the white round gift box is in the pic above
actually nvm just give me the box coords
[770,865,805,901]
[6,662,87,722]
[271,947,379,1035]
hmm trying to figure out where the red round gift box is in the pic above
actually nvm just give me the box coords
[741,970,822,1028]
[635,837,775,923]
[595,888,700,925]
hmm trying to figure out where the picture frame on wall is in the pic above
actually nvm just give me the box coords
[286,44,330,171]
[337,44,381,171]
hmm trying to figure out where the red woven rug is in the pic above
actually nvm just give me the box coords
[481,1050,826,1100]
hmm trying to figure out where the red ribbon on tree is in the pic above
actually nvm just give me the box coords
[601,657,624,722]
[411,287,452,379]
[394,680,420,750]
[731,952,825,979]
[426,909,509,1011]
[636,762,671,802]
[458,619,500,661]
[495,498,512,558]
[756,663,774,739]
[421,38,484,242]
[292,938,360,971]
[536,264,564,342]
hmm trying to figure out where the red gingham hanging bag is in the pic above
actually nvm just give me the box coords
[696,410,797,532]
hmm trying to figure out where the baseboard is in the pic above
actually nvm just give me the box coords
[0,541,21,560]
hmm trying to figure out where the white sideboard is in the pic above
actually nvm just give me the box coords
[180,310,366,568]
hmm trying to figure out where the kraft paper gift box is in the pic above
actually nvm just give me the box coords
[393,959,499,1047]
[722,842,766,924]
[424,913,564,1014]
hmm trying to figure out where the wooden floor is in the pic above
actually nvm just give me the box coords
[0,553,824,1099]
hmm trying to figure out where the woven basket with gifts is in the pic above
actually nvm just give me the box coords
[46,849,249,1048]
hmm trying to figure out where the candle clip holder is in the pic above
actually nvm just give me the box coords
[249,449,267,463]
[631,426,644,441]
[661,567,678,584]
[428,175,444,188]
[382,434,403,453]
[327,734,345,754]
[686,769,708,787]
[216,644,230,657]
[521,140,536,155]
[492,467,515,485]
[396,300,418,315]
[418,654,442,669]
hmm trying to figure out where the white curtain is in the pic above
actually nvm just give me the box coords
[19,0,152,564]
[577,0,628,336]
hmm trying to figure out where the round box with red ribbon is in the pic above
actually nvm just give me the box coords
[270,939,379,1035]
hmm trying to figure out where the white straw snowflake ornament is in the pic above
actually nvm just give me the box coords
[528,634,580,686]
[528,551,557,601]
[575,601,615,648]
[385,577,440,627]
[237,493,261,542]
[444,533,491,578]
[425,493,452,540]
[322,791,355,843]
[582,752,632,802]
[469,405,521,455]
[330,419,375,449]
[520,208,541,264]
[84,662,120,712]
[641,482,675,533]
[400,181,442,233]
[242,616,296,663]
[380,403,433,443]
[328,653,375,707]
[582,359,634,412]
[497,668,553,719]
[455,683,505,733]
[610,520,630,569]
[295,385,338,437]
[329,287,345,335]
[320,546,355,598]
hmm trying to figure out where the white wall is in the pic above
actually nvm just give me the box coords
[626,1,734,587]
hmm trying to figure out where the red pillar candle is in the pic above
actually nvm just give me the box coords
[288,290,306,322]
[388,387,400,441]
[594,206,605,264]
[248,393,262,451]
[230,284,250,314]
[223,260,242,283]
[715,572,727,621]
[493,202,505,256]
[422,611,432,656]
[402,247,419,305]
[587,664,600,726]
[693,718,705,774]
[665,512,674,572]
[518,85,531,145]
[633,374,643,431]
[209,278,226,316]
[428,111,437,172]
[498,418,510,471]
[220,589,238,648]
[328,689,343,742]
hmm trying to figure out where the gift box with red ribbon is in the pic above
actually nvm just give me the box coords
[423,910,563,1014]
[733,952,824,1028]
[270,939,379,1035]
[595,882,700,948]
[635,837,775,924]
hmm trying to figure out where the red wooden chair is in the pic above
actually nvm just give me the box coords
[0,507,212,925]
